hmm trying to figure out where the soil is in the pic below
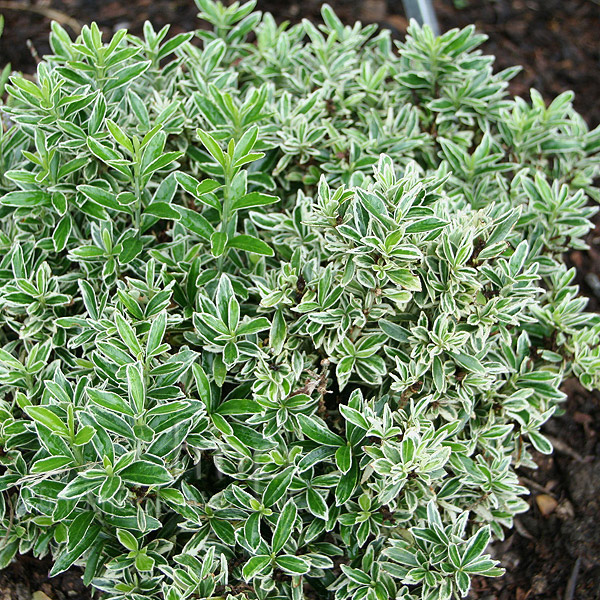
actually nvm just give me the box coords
[471,378,600,600]
[0,555,89,600]
[1,1,600,599]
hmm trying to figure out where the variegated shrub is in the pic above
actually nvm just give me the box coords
[0,1,599,599]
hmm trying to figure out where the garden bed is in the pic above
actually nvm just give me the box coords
[0,1,599,599]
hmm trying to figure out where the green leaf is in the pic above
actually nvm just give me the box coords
[340,564,371,585]
[335,459,359,505]
[211,518,236,545]
[1,190,50,207]
[135,552,155,572]
[272,499,297,554]
[106,119,134,154]
[335,445,352,473]
[147,421,192,457]
[79,280,99,320]
[50,188,69,213]
[126,363,145,414]
[223,341,238,366]
[450,351,485,373]
[53,215,72,252]
[174,171,201,195]
[197,129,226,167]
[10,74,44,99]
[87,136,122,162]
[78,184,129,214]
[211,231,227,257]
[58,475,103,500]
[104,60,151,92]
[263,466,295,507]
[67,512,96,552]
[269,309,286,355]
[117,528,138,551]
[143,151,184,176]
[232,191,278,211]
[432,355,445,392]
[463,526,491,565]
[147,311,168,357]
[92,407,135,439]
[230,423,276,451]
[528,431,553,454]
[119,460,173,486]
[0,541,18,570]
[244,512,261,550]
[157,32,194,60]
[73,425,96,446]
[406,217,447,233]
[87,388,134,416]
[232,125,259,162]
[228,234,273,256]
[339,404,369,430]
[237,317,271,336]
[115,312,142,357]
[25,406,69,437]
[98,476,122,501]
[242,555,271,581]
[118,289,144,321]
[215,399,262,415]
[141,129,166,172]
[176,206,214,240]
[82,537,105,586]
[336,356,355,390]
[50,520,101,576]
[197,178,222,196]
[31,455,74,474]
[234,152,264,168]
[297,414,345,447]
[58,157,90,179]
[144,202,181,219]
[387,269,422,291]
[275,555,310,575]
[306,487,329,520]
[192,363,212,408]
[487,209,520,247]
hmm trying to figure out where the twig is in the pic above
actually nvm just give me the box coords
[544,434,586,463]
[564,557,581,600]
[288,370,320,398]
[513,518,534,540]
[519,475,557,497]
[0,1,81,34]
[26,39,40,64]
[317,358,331,416]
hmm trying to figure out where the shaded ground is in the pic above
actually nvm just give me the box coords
[433,0,600,128]
[469,377,600,600]
[0,1,599,599]
[1,0,599,126]
[0,555,88,600]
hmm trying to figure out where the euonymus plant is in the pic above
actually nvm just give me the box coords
[0,2,599,599]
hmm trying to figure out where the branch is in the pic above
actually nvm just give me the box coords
[0,1,81,35]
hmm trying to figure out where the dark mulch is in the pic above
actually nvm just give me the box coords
[1,0,599,126]
[471,378,600,600]
[432,0,600,128]
[1,1,599,599]
[0,555,88,600]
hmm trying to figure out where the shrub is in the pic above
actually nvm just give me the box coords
[0,2,599,598]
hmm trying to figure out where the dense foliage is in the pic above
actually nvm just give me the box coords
[0,1,599,598]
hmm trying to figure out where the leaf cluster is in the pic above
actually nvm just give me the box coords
[0,2,599,599]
